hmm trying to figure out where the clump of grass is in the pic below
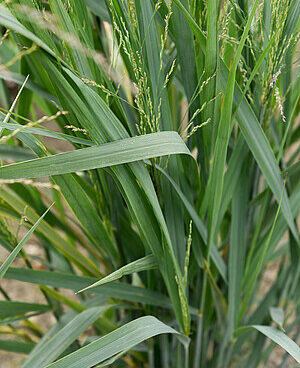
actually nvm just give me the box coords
[0,0,299,367]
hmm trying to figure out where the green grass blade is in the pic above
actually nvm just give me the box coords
[5,267,172,309]
[0,204,53,281]
[0,144,36,161]
[216,135,248,230]
[0,340,35,354]
[195,3,260,364]
[53,174,119,261]
[135,2,190,316]
[0,188,101,276]
[77,254,158,293]
[0,122,94,146]
[0,132,190,179]
[0,6,57,58]
[46,316,189,368]
[155,163,227,282]
[0,79,10,110]
[228,171,248,339]
[240,181,286,320]
[84,0,110,21]
[0,75,29,136]
[1,0,299,365]
[207,0,260,257]
[48,0,92,77]
[178,0,298,241]
[201,0,218,159]
[244,183,300,286]
[43,60,190,331]
[0,71,56,103]
[170,0,198,115]
[219,64,298,242]
[252,326,300,364]
[22,306,110,368]
[270,307,285,331]
[0,301,50,318]
[172,0,205,47]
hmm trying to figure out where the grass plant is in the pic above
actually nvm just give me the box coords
[0,0,299,367]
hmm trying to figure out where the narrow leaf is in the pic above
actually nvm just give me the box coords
[0,75,29,135]
[77,254,158,293]
[0,132,190,179]
[0,340,35,354]
[22,306,110,368]
[0,204,53,281]
[253,325,300,364]
[0,301,50,318]
[46,316,189,368]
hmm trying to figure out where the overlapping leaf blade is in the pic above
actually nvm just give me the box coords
[22,306,111,368]
[0,132,190,179]
[46,316,188,368]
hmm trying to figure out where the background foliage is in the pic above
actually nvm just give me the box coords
[0,0,299,366]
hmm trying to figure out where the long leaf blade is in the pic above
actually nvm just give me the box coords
[46,316,188,368]
[77,254,158,293]
[22,306,111,368]
[0,132,190,179]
